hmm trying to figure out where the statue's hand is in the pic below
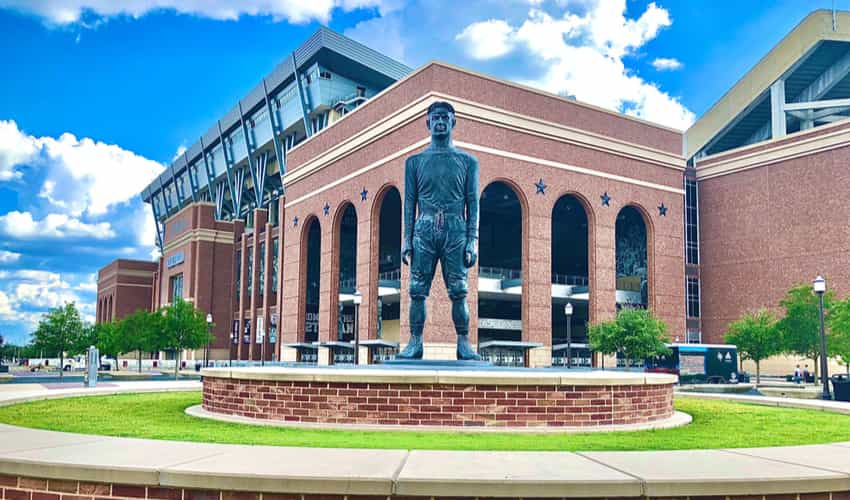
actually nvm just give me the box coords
[401,243,413,266]
[463,238,477,268]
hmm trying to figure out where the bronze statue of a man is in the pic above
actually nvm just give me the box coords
[397,101,480,361]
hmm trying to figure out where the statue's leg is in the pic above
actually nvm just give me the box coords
[397,229,437,360]
[442,225,480,361]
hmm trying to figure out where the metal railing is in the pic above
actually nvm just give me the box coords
[379,269,401,281]
[478,266,522,280]
[551,273,589,286]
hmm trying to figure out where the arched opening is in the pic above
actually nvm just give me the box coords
[335,203,357,348]
[303,218,321,344]
[551,194,591,367]
[376,187,401,344]
[615,205,648,310]
[477,181,523,353]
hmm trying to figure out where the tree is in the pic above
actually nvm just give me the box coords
[724,309,780,384]
[828,296,850,375]
[160,299,211,379]
[120,310,161,373]
[588,308,671,370]
[94,321,122,371]
[31,303,85,380]
[776,284,834,382]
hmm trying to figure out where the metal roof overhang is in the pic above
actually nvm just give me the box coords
[686,9,850,159]
[142,27,410,203]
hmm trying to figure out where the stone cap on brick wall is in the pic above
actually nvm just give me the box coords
[1,423,850,497]
[201,366,678,386]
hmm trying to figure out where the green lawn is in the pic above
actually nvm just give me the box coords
[0,392,848,451]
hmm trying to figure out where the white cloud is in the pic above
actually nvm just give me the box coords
[456,19,516,60]
[0,120,165,217]
[0,250,21,264]
[171,144,188,162]
[76,274,98,293]
[455,0,695,130]
[0,270,86,332]
[0,211,115,240]
[652,57,683,71]
[0,120,37,181]
[0,0,387,26]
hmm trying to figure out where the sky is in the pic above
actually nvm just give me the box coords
[0,0,842,345]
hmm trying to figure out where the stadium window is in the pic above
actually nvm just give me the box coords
[687,277,700,318]
[170,274,183,303]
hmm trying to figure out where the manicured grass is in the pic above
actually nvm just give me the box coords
[0,392,848,451]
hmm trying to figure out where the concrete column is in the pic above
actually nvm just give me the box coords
[592,210,618,326]
[318,215,333,343]
[525,212,551,348]
[237,230,248,360]
[770,79,787,140]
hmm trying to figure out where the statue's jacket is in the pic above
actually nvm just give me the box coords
[402,145,479,251]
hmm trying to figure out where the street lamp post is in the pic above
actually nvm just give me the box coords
[813,275,831,400]
[564,302,573,369]
[353,290,362,365]
[229,328,236,368]
[205,314,213,368]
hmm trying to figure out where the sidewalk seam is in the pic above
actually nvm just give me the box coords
[574,451,647,497]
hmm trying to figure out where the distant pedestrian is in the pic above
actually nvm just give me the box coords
[793,365,802,384]
[803,365,811,384]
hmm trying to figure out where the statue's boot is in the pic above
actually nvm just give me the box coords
[456,334,481,361]
[396,334,423,360]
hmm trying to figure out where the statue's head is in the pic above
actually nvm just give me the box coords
[426,101,455,140]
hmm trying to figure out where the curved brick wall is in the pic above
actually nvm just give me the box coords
[202,374,675,428]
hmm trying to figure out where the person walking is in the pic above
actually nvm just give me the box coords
[803,365,811,384]
[793,365,802,384]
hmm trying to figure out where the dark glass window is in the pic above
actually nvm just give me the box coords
[687,277,700,318]
[170,273,183,303]
[246,247,253,298]
[258,243,266,298]
[235,251,241,302]
[272,238,279,293]
[685,178,699,265]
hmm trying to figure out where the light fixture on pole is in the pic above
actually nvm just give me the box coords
[813,275,831,400]
[564,302,573,369]
[205,313,213,368]
[353,290,362,365]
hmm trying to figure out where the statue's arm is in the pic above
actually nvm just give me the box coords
[465,154,479,241]
[402,157,417,256]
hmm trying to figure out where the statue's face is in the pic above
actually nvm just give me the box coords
[427,107,455,139]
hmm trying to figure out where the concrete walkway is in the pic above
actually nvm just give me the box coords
[0,383,848,497]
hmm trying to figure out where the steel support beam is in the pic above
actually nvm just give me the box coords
[292,53,312,137]
[149,193,164,252]
[262,78,287,192]
[199,137,221,219]
[784,97,850,111]
[747,51,850,145]
[170,164,187,211]
[159,177,174,215]
[238,101,260,209]
[183,153,198,203]
[770,79,787,140]
[217,120,239,218]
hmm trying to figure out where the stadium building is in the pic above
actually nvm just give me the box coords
[97,10,850,366]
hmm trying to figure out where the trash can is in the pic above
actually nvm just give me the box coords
[831,374,850,402]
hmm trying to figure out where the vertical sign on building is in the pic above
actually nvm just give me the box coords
[256,317,265,344]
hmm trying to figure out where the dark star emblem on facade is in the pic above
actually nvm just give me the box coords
[293,216,299,227]
[360,187,368,201]
[535,178,546,195]
[658,203,668,216]
[323,203,330,216]
[601,192,611,206]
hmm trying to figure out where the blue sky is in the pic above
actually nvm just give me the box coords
[0,0,840,344]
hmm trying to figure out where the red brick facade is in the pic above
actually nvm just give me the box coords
[202,376,674,428]
[697,122,850,343]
